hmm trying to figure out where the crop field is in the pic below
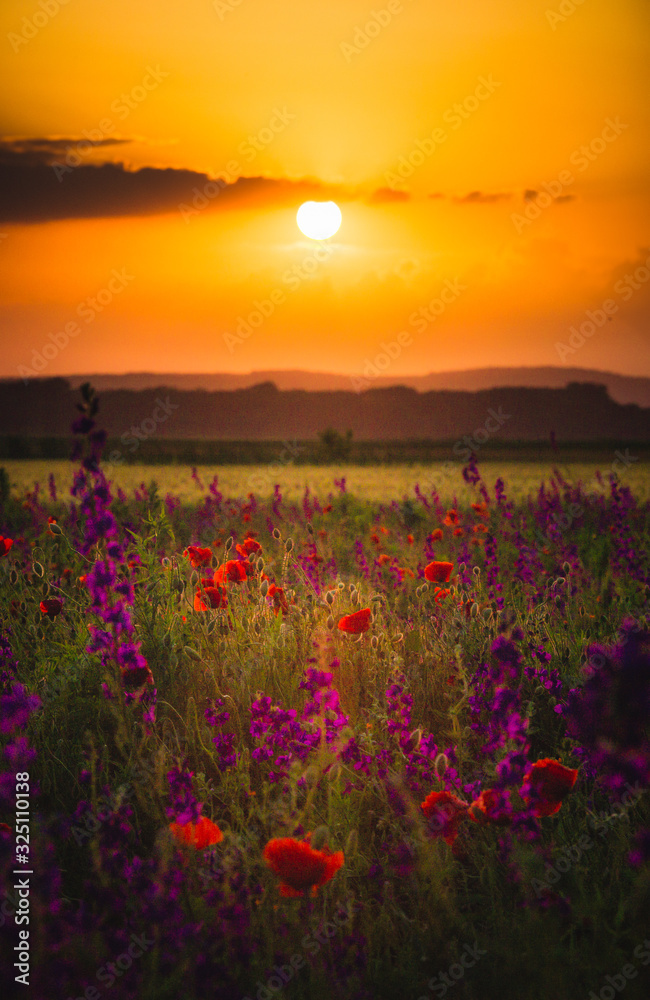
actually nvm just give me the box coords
[3,457,649,504]
[0,389,649,1000]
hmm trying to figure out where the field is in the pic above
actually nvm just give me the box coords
[3,457,650,504]
[0,392,649,1000]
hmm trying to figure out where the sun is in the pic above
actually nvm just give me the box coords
[296,201,342,240]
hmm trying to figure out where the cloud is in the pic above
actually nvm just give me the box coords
[453,190,511,204]
[0,143,354,223]
[368,187,410,204]
[523,189,575,205]
[0,136,133,167]
[428,192,445,199]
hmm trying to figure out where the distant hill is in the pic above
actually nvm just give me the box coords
[60,367,650,407]
[1,378,648,442]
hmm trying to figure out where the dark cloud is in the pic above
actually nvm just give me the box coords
[428,192,445,199]
[523,189,538,201]
[554,194,576,204]
[368,187,410,204]
[0,136,133,167]
[0,143,353,223]
[454,191,511,204]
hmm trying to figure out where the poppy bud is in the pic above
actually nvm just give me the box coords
[33,561,44,578]
[473,565,481,577]
[344,829,358,858]
[225,536,233,552]
[326,591,334,605]
[9,569,18,584]
[190,570,199,587]
[327,615,335,629]
[309,825,329,850]
[459,562,466,572]
[562,562,571,574]
[48,522,63,535]
[161,557,171,568]
[371,636,378,649]
[307,523,314,535]
[350,590,359,606]
[260,580,269,597]
[434,753,449,778]
[337,580,345,589]
[273,528,281,540]
[285,538,294,553]
[257,558,264,572]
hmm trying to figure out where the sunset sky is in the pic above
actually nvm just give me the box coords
[0,0,648,379]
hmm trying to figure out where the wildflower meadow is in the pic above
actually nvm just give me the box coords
[0,384,649,1000]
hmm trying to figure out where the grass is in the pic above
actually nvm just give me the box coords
[0,442,648,999]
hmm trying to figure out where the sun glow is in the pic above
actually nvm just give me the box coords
[296,201,342,240]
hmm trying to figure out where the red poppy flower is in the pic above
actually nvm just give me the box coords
[377,553,391,566]
[453,528,464,537]
[469,788,511,826]
[407,534,414,544]
[184,546,212,568]
[263,837,344,897]
[473,524,488,534]
[522,758,578,817]
[420,790,469,845]
[241,537,261,554]
[424,561,454,583]
[214,560,247,586]
[337,608,371,634]
[195,585,227,611]
[323,504,333,513]
[443,510,459,526]
[40,597,63,618]
[268,584,289,616]
[471,502,488,517]
[169,816,223,850]
[434,589,451,604]
[0,537,13,558]
[370,533,380,546]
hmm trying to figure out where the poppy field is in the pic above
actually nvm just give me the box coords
[1,385,649,1000]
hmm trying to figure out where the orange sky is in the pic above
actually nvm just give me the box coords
[0,0,648,379]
